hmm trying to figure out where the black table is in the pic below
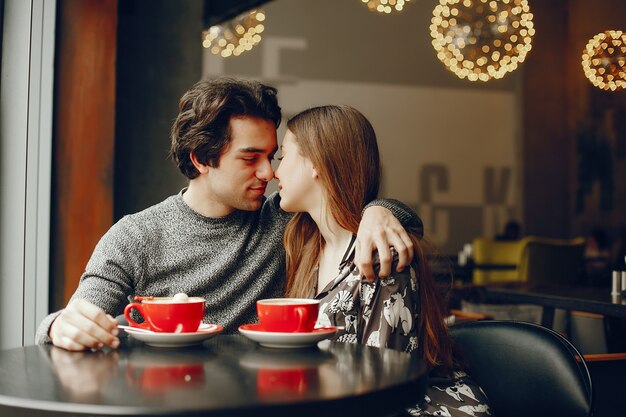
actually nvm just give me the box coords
[482,284,626,327]
[0,336,428,417]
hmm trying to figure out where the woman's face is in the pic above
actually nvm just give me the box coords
[274,130,320,213]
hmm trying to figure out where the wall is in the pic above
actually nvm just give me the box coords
[522,0,626,262]
[203,0,524,253]
[567,0,626,239]
[521,0,570,238]
[51,0,117,310]
[114,0,203,219]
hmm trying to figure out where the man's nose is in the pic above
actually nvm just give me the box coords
[257,160,274,182]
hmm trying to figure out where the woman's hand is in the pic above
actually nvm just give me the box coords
[355,206,414,281]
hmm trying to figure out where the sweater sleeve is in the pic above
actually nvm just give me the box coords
[259,191,294,228]
[363,199,423,236]
[35,216,146,344]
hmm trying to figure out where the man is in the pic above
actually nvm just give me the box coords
[37,78,419,351]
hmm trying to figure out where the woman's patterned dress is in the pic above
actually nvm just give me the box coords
[312,239,493,417]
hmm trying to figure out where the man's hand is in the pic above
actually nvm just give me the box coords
[49,299,119,351]
[355,206,414,281]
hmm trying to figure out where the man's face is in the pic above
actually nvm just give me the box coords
[205,116,277,213]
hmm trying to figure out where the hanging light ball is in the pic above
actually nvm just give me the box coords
[581,31,626,91]
[430,0,535,82]
[361,0,411,14]
[202,9,265,58]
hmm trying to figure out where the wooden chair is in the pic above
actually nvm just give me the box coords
[449,309,494,324]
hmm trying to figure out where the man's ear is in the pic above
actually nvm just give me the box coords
[189,152,210,174]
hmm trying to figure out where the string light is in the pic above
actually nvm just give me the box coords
[581,30,626,91]
[202,9,265,58]
[361,0,411,14]
[430,0,535,82]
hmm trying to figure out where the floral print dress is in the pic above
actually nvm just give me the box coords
[313,237,493,417]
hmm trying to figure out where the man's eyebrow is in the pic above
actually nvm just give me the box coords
[238,147,265,154]
[238,146,279,154]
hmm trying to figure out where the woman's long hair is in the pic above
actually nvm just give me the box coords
[283,105,452,371]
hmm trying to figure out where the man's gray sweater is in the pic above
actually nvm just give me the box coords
[36,190,417,343]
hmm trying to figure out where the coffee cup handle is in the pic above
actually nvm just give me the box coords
[295,306,309,332]
[124,303,151,331]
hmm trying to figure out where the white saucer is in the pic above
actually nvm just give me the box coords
[238,324,337,349]
[125,323,223,348]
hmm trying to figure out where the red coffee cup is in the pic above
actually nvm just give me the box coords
[124,297,206,333]
[256,298,319,333]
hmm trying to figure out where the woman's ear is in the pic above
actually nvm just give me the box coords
[190,152,210,174]
[311,166,320,179]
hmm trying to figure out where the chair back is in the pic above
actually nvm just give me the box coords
[471,238,523,284]
[449,320,592,417]
[518,236,585,284]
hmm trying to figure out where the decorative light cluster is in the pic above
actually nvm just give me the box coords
[361,0,411,14]
[581,31,626,91]
[202,9,265,58]
[430,0,535,82]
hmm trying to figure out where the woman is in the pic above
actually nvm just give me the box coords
[274,105,492,417]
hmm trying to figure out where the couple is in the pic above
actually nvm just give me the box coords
[37,78,491,416]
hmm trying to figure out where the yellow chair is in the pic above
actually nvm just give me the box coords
[471,238,524,285]
[517,236,586,284]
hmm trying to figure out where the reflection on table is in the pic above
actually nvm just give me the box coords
[0,335,428,417]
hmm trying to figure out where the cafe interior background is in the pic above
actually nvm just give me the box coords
[1,0,626,372]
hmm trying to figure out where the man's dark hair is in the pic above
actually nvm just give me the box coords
[170,77,281,179]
